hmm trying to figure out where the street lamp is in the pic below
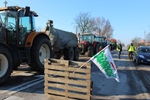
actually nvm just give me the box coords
[4,0,8,7]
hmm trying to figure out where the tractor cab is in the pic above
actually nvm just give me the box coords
[0,6,38,46]
[79,33,95,44]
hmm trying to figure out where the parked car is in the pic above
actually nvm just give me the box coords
[133,46,150,65]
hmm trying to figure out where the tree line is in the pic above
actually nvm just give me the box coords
[74,12,114,40]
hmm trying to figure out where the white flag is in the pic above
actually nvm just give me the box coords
[90,45,120,82]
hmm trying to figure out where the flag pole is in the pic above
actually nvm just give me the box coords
[72,45,110,73]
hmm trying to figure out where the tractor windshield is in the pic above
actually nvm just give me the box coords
[80,34,95,43]
[95,37,105,43]
[0,11,17,30]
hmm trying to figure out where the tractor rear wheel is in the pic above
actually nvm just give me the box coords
[74,46,79,61]
[30,36,51,73]
[0,45,13,84]
[87,46,93,57]
[94,43,100,55]
[64,47,74,60]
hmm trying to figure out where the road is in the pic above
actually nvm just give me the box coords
[92,49,150,100]
[0,49,150,100]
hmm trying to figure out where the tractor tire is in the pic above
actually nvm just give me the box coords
[94,43,100,55]
[80,44,85,55]
[74,46,79,61]
[0,45,13,84]
[64,47,74,60]
[87,46,93,57]
[12,48,21,70]
[30,36,51,73]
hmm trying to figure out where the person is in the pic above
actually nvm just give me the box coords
[117,42,122,59]
[128,43,135,59]
[102,37,107,48]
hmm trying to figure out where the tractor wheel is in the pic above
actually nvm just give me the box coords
[30,36,51,73]
[94,43,100,55]
[64,47,74,60]
[12,48,21,70]
[0,45,13,84]
[80,44,85,55]
[87,46,93,57]
[74,46,79,61]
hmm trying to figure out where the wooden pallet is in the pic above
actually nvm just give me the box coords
[44,59,92,100]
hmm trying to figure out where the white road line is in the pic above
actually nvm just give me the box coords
[4,96,24,100]
[8,79,44,95]
[0,77,43,94]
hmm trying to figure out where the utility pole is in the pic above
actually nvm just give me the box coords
[144,31,146,46]
[4,0,8,7]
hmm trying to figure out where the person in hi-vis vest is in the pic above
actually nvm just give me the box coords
[117,42,122,59]
[128,43,135,59]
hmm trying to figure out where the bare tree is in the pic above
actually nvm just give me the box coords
[144,32,150,46]
[90,17,113,40]
[90,17,105,35]
[74,12,92,34]
[74,13,114,39]
[132,37,141,48]
[103,20,113,39]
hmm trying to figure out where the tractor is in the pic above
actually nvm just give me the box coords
[0,6,51,84]
[78,33,95,57]
[94,36,106,54]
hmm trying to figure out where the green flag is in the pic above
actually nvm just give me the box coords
[90,45,119,82]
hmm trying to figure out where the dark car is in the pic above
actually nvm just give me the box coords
[133,46,150,65]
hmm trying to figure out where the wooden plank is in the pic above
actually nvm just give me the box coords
[45,77,91,86]
[45,70,67,76]
[45,89,90,100]
[45,58,91,68]
[45,65,91,73]
[50,59,69,66]
[45,70,91,79]
[45,82,91,93]
[50,63,65,66]
[67,92,91,100]
[65,69,68,98]
[45,89,65,96]
[69,61,91,66]
[69,73,91,79]
[45,58,91,67]
[45,94,67,100]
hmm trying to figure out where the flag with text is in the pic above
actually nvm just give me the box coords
[90,45,119,82]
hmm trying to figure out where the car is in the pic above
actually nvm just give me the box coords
[133,46,150,65]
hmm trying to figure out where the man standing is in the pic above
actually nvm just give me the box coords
[117,42,122,59]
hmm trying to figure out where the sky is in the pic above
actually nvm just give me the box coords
[0,0,150,46]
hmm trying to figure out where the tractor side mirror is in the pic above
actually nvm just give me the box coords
[24,6,30,16]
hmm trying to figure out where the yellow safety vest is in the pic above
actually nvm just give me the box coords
[128,45,134,52]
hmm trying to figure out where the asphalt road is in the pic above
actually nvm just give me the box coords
[0,49,150,100]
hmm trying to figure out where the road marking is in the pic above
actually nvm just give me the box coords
[0,76,43,94]
[4,96,24,100]
[8,79,44,95]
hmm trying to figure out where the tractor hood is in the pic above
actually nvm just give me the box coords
[79,40,89,46]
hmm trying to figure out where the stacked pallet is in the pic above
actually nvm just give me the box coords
[44,59,92,100]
